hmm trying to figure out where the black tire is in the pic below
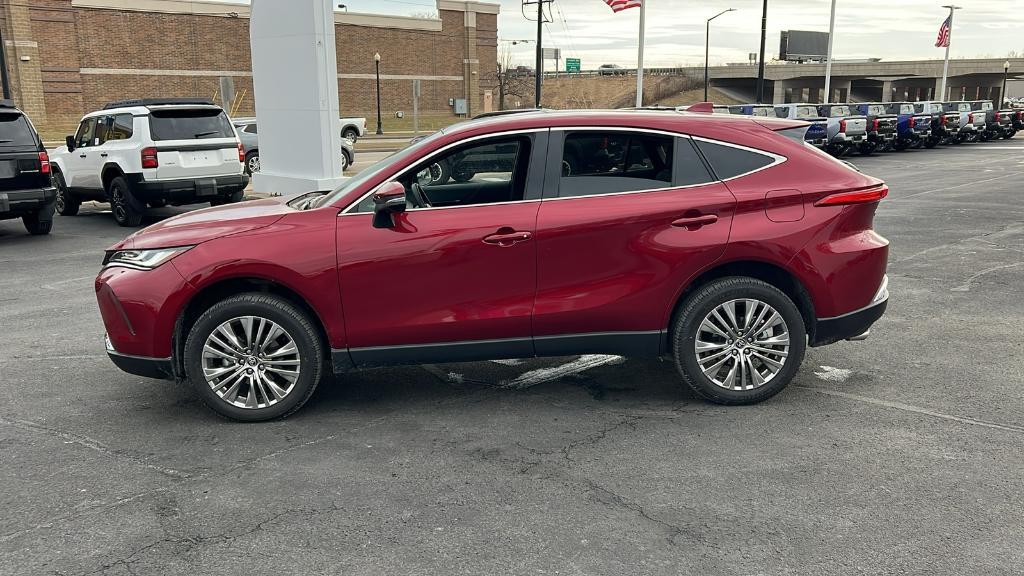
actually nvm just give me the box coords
[109,176,143,227]
[183,293,325,421]
[210,189,245,207]
[671,277,806,405]
[148,199,168,208]
[342,128,359,142]
[53,169,80,216]
[244,151,260,175]
[22,209,53,235]
[924,138,938,149]
[341,150,351,172]
[1003,130,1017,140]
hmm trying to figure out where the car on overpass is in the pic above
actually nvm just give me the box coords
[95,109,890,421]
[598,64,627,76]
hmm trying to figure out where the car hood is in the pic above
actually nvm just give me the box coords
[110,197,292,251]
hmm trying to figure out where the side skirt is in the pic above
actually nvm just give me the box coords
[333,331,662,372]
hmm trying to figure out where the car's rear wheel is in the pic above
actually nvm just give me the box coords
[672,277,806,405]
[22,210,53,235]
[245,151,260,175]
[183,293,325,421]
[53,170,80,216]
[109,176,143,227]
[342,128,359,142]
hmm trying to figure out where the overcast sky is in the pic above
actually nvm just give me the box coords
[340,0,1024,69]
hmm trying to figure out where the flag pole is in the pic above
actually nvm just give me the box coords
[939,5,960,101]
[635,0,646,107]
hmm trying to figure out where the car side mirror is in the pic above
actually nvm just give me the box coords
[65,135,76,152]
[372,181,407,229]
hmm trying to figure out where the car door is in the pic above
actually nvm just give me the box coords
[532,128,737,356]
[336,130,547,366]
[64,117,99,191]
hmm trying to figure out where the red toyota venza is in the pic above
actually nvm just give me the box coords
[97,109,889,421]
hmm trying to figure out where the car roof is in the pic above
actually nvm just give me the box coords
[439,108,803,139]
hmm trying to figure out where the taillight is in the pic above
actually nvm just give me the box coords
[814,185,889,207]
[941,115,948,125]
[141,147,158,169]
[968,113,974,123]
[839,119,847,133]
[38,151,50,174]
[237,142,245,163]
[871,119,879,131]
[909,116,916,128]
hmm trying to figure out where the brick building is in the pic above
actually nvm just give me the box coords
[0,0,498,130]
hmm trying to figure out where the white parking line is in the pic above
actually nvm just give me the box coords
[501,355,625,390]
[799,387,1024,435]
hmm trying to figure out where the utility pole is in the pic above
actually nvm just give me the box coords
[535,0,543,107]
[756,0,768,103]
[823,0,836,103]
[705,8,736,102]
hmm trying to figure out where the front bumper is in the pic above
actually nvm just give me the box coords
[105,335,174,380]
[811,276,889,347]
[125,174,248,204]
[0,186,57,216]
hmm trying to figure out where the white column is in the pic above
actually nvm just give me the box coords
[635,1,646,107]
[250,0,345,196]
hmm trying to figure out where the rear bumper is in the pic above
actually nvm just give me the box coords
[0,186,56,215]
[125,174,248,203]
[811,276,889,347]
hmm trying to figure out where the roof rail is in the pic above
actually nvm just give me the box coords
[102,98,216,110]
[0,99,18,109]
[472,108,546,120]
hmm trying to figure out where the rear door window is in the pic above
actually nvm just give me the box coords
[107,114,134,141]
[0,112,37,147]
[559,131,674,197]
[148,108,234,141]
[695,140,776,180]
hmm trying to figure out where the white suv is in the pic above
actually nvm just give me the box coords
[50,98,248,226]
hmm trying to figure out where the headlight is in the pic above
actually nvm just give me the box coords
[103,246,193,270]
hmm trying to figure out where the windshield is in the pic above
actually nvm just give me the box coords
[868,105,885,115]
[829,106,850,117]
[149,107,234,140]
[315,130,446,208]
[901,104,914,114]
[0,112,36,147]
[795,107,817,119]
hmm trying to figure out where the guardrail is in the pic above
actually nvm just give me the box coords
[539,67,700,78]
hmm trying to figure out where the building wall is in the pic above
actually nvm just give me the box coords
[0,0,498,130]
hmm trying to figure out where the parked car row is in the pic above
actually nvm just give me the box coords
[719,100,1019,157]
[1,98,362,234]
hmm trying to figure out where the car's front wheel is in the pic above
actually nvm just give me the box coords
[183,293,325,421]
[672,277,806,405]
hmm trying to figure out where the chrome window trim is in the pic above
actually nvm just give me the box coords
[338,125,787,216]
[339,128,546,215]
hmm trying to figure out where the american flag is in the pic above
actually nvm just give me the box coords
[603,0,642,13]
[935,15,951,48]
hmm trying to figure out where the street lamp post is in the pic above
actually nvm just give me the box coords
[1001,60,1010,107]
[704,8,736,102]
[374,52,383,135]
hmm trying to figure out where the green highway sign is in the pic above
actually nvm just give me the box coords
[566,58,581,73]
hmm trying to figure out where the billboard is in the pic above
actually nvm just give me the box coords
[779,30,830,62]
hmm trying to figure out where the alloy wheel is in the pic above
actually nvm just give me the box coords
[694,298,790,391]
[201,315,301,409]
[248,155,261,174]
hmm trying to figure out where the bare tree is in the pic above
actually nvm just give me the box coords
[492,44,535,110]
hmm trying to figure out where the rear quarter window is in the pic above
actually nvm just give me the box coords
[0,112,37,147]
[148,108,234,141]
[695,140,776,180]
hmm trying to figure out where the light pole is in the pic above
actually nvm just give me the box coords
[755,0,768,103]
[704,8,736,102]
[1001,60,1010,106]
[823,0,837,103]
[374,52,383,135]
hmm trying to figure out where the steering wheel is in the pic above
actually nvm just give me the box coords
[409,182,431,208]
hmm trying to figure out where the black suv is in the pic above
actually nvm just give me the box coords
[0,100,55,235]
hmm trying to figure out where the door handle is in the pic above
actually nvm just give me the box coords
[483,230,532,246]
[100,153,108,157]
[79,154,87,158]
[671,214,718,229]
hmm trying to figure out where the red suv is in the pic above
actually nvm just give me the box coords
[97,110,889,421]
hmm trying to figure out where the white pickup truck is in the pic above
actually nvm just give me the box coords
[339,117,367,142]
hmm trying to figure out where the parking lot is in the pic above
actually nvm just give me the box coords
[1,141,1022,574]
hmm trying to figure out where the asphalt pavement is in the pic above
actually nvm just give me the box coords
[1,141,1022,575]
